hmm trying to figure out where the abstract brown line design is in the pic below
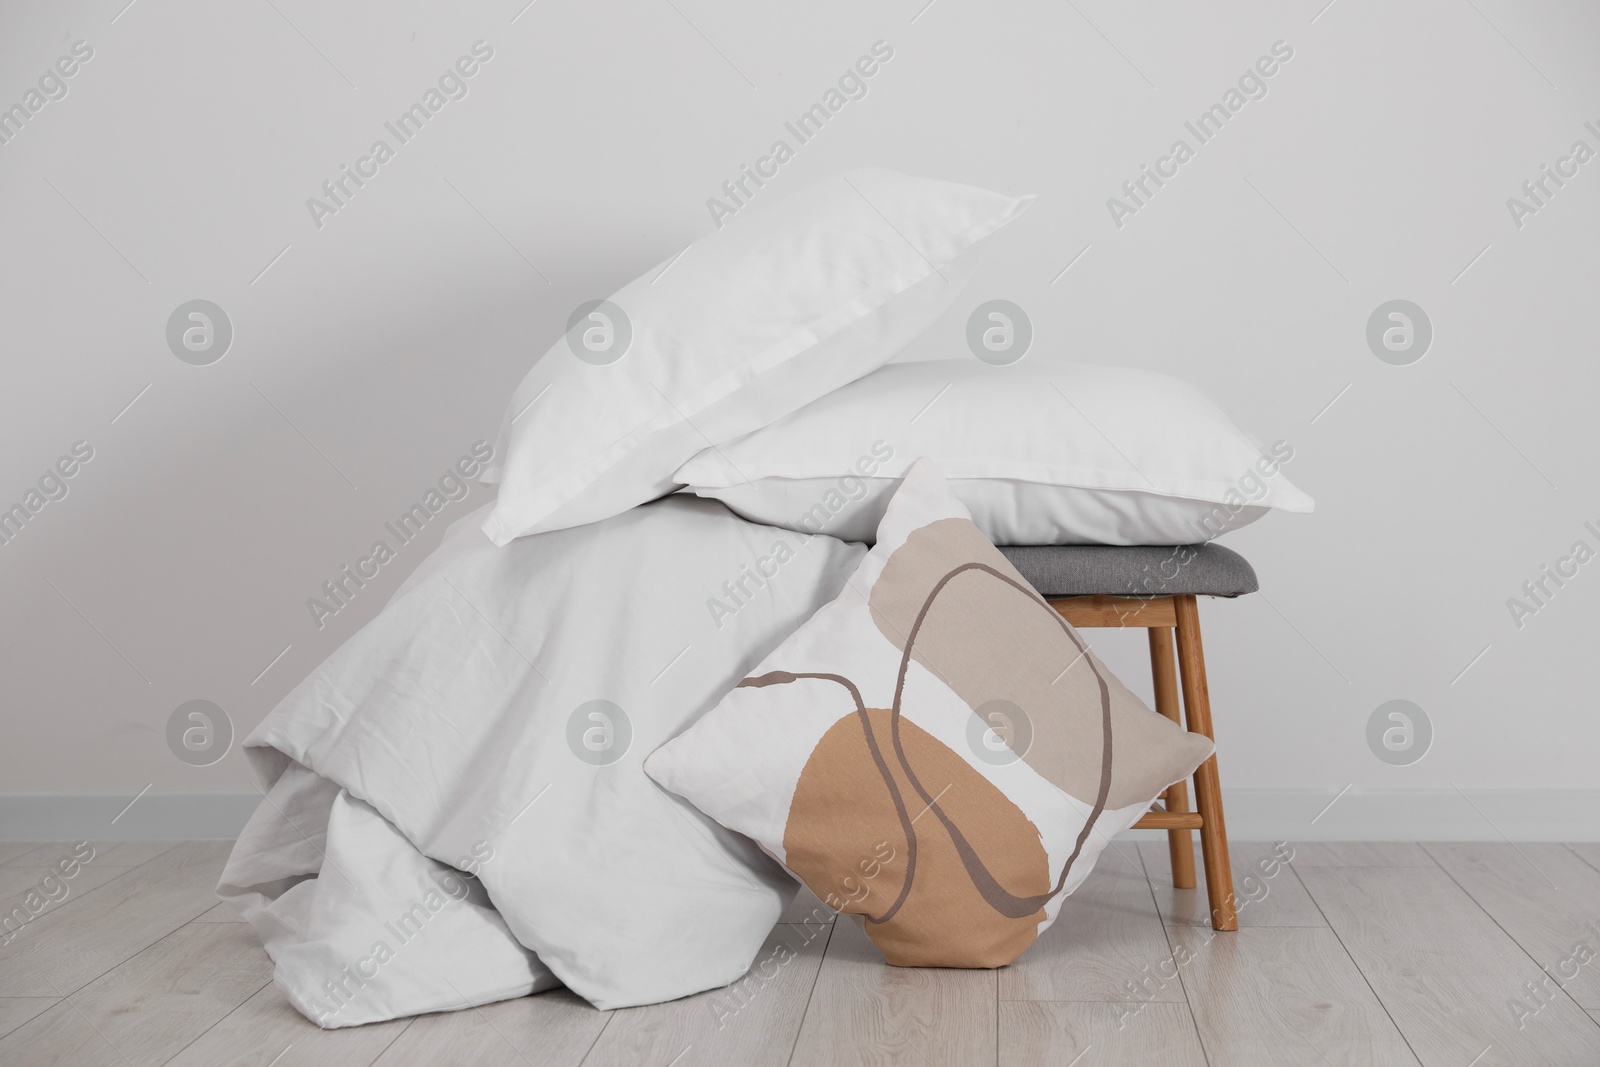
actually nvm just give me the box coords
[886,562,1113,917]
[741,558,1114,924]
[738,671,923,923]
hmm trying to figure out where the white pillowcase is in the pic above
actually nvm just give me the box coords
[479,169,1035,545]
[675,360,1313,545]
[645,460,1214,968]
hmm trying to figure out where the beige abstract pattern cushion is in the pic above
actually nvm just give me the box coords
[646,460,1213,968]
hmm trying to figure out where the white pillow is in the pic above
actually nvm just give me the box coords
[480,169,1035,545]
[674,360,1313,545]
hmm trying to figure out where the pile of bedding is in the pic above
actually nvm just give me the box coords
[220,167,1310,1027]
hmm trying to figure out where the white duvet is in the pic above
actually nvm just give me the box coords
[220,496,864,1026]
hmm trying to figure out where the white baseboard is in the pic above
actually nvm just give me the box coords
[0,793,260,841]
[1128,789,1600,843]
[2,789,1596,843]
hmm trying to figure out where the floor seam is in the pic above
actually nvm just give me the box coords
[1288,861,1424,1066]
[155,978,272,1066]
[365,1015,418,1065]
[0,997,61,1042]
[1134,841,1213,1067]
[786,920,835,1067]
[34,848,228,1000]
[574,1002,617,1066]
[1421,843,1598,1026]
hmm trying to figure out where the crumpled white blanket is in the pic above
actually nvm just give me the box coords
[219,496,863,1026]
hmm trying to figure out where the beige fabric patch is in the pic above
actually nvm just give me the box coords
[868,518,1212,811]
[781,702,1049,967]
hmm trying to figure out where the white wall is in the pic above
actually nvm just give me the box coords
[2,0,1597,838]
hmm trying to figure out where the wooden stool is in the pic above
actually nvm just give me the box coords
[999,543,1257,932]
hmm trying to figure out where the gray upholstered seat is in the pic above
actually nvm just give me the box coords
[998,543,1258,599]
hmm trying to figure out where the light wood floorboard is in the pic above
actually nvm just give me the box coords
[0,922,272,1067]
[1287,842,1437,867]
[2,839,1598,1065]
[998,1001,1207,1066]
[583,923,829,1066]
[0,996,59,1040]
[2,841,182,867]
[0,865,132,897]
[1137,839,1324,928]
[1424,842,1600,1011]
[0,842,54,864]
[1167,925,1418,1065]
[1566,843,1600,874]
[1295,863,1600,1065]
[0,841,231,997]
[0,865,135,934]
[790,912,996,1066]
[166,982,413,1067]
[371,989,603,1067]
[999,842,1180,1003]
[0,846,147,942]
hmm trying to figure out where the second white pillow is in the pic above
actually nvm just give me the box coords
[674,360,1313,546]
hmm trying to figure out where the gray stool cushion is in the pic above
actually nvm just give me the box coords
[998,543,1258,599]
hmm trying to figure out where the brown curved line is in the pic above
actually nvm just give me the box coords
[885,562,1114,919]
[737,671,922,924]
[740,558,1116,927]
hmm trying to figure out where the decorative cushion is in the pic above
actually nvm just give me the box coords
[645,460,1214,968]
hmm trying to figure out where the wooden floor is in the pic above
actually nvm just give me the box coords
[0,840,1597,1065]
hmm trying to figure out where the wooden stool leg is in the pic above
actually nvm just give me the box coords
[1174,594,1237,932]
[1148,627,1196,890]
